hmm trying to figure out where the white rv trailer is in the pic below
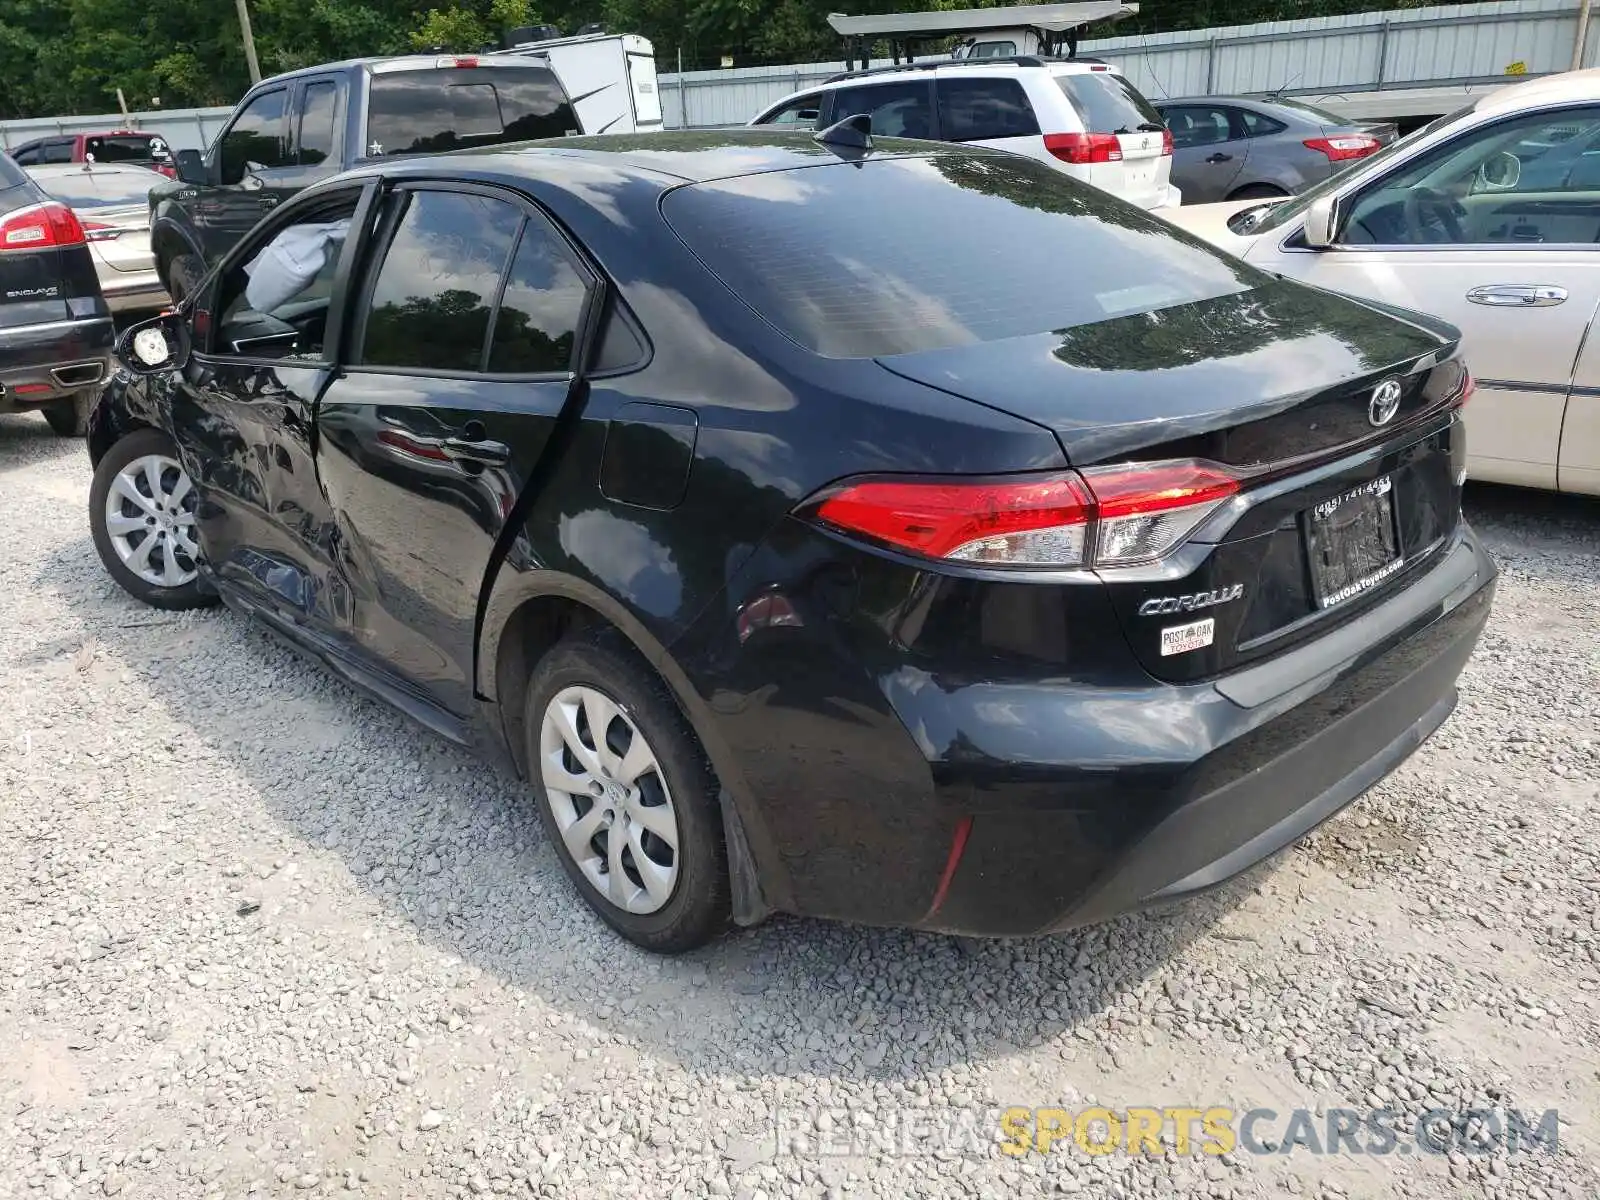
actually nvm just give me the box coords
[492,32,664,134]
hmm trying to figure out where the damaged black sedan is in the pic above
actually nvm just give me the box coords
[88,126,1494,952]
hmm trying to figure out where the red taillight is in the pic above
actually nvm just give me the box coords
[1303,135,1381,162]
[1044,132,1123,165]
[454,55,479,67]
[809,459,1243,569]
[1451,368,1476,408]
[0,202,87,251]
[1161,128,1174,156]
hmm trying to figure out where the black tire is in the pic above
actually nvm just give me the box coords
[523,630,730,953]
[89,428,217,611]
[42,391,90,437]
[162,251,204,304]
[1227,183,1290,201]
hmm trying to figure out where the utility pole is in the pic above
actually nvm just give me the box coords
[1575,0,1594,71]
[235,0,262,84]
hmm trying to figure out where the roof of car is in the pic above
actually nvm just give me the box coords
[1476,67,1600,115]
[359,129,1000,186]
[257,53,559,89]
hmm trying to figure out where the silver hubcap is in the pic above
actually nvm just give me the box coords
[104,454,199,588]
[540,685,680,915]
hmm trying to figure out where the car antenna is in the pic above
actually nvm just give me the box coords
[814,113,874,153]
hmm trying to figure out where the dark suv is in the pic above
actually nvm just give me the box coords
[0,151,113,436]
[150,54,581,301]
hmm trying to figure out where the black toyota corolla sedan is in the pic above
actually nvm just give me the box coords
[87,126,1495,953]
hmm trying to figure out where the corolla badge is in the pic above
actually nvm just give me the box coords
[1138,584,1244,617]
[1369,378,1403,427]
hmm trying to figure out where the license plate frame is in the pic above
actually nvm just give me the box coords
[1304,474,1404,610]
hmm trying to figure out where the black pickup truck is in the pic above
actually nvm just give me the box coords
[150,54,581,300]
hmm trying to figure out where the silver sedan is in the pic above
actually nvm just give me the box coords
[24,162,169,314]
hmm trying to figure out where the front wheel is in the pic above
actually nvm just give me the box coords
[524,631,730,953]
[161,252,205,305]
[89,428,216,610]
[42,392,91,437]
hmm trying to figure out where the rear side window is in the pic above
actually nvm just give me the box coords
[487,219,587,374]
[41,140,75,164]
[299,82,338,164]
[937,78,1040,141]
[365,67,578,156]
[359,189,523,371]
[829,81,934,140]
[1239,108,1287,137]
[1056,72,1163,133]
[0,152,28,188]
[663,155,1261,359]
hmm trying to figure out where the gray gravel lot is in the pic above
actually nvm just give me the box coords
[2,411,1598,1200]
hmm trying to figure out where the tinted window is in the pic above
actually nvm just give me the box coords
[829,81,933,140]
[662,155,1260,359]
[757,93,826,129]
[488,220,586,373]
[1164,105,1234,149]
[1238,108,1288,137]
[0,152,29,187]
[221,89,290,178]
[299,82,337,165]
[41,140,75,164]
[366,68,578,156]
[360,189,522,372]
[84,134,170,164]
[937,78,1040,141]
[1056,72,1162,132]
[968,40,1018,58]
[8,143,40,167]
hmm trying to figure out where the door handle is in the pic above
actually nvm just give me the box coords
[442,434,511,467]
[1206,152,1233,163]
[1466,284,1567,307]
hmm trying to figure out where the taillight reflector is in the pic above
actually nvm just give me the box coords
[809,459,1243,569]
[0,202,87,251]
[1044,132,1123,165]
[83,221,123,241]
[1303,135,1381,162]
[1161,128,1174,156]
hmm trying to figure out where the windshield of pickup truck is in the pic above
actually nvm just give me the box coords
[366,66,580,156]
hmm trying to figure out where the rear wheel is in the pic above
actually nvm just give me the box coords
[42,392,90,437]
[89,428,215,611]
[1227,183,1290,201]
[524,630,730,953]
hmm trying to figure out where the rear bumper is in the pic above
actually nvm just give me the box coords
[694,520,1494,937]
[0,315,114,410]
[927,525,1495,936]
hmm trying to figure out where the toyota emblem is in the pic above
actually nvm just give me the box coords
[1368,378,1403,427]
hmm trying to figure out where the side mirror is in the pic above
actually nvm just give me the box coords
[114,311,191,376]
[174,148,208,185]
[1302,193,1339,249]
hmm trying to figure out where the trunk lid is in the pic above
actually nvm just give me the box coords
[82,203,152,273]
[875,280,1469,681]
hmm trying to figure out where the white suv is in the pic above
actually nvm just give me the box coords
[749,59,1180,210]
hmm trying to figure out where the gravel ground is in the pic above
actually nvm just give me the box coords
[2,411,1598,1200]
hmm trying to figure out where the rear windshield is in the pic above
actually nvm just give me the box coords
[85,134,171,164]
[1271,98,1348,125]
[366,67,579,156]
[1055,71,1164,133]
[31,169,157,209]
[662,153,1262,359]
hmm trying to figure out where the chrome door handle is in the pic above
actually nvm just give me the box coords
[1466,284,1567,307]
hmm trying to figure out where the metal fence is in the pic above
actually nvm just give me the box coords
[652,0,1594,127]
[2,0,1591,145]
